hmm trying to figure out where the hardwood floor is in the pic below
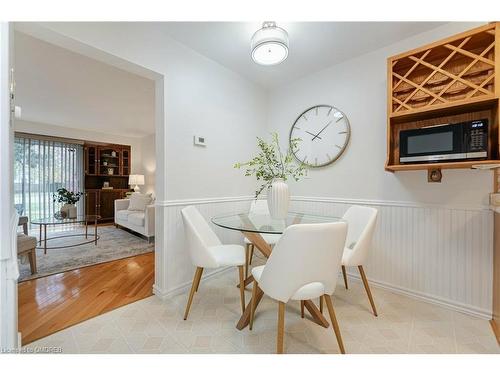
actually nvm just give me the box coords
[18,252,154,345]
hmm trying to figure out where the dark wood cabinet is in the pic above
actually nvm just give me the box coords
[84,141,132,222]
[86,189,128,221]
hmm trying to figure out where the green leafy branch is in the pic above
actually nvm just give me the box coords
[234,132,307,198]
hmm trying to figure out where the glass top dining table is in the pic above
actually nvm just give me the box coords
[212,211,344,331]
[211,211,344,234]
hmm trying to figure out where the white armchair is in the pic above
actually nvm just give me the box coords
[114,198,155,242]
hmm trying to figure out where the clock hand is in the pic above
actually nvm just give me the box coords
[312,120,333,141]
[305,130,322,140]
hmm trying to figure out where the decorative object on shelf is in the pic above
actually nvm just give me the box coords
[251,21,289,66]
[103,161,108,166]
[103,181,110,188]
[234,133,306,219]
[129,174,145,192]
[111,151,117,157]
[52,188,83,219]
[107,168,114,175]
[290,105,351,167]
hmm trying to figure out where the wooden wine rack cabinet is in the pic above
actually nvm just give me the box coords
[386,22,500,172]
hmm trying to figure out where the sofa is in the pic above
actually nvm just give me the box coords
[114,195,155,242]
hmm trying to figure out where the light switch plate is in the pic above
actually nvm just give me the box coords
[194,135,206,147]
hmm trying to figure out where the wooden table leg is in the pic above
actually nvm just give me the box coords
[237,275,254,289]
[236,286,264,330]
[94,218,98,245]
[43,224,47,254]
[303,300,330,328]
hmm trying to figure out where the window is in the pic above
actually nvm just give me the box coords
[14,134,84,224]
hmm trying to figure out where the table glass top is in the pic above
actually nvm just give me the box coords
[211,212,343,234]
[31,215,101,225]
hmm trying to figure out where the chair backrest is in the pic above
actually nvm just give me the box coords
[181,205,221,268]
[249,199,270,215]
[258,222,347,303]
[342,205,378,266]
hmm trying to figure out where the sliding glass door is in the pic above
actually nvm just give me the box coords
[14,134,84,224]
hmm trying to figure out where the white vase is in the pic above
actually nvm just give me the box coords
[61,204,77,219]
[267,178,290,219]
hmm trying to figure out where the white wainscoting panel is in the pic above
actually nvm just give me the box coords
[155,196,493,319]
[155,197,253,299]
[289,197,494,318]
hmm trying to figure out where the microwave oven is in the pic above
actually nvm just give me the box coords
[399,119,488,163]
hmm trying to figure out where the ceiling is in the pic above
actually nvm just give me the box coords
[14,31,155,138]
[161,22,446,89]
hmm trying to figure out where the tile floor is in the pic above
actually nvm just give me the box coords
[24,267,500,354]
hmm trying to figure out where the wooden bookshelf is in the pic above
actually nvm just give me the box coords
[385,22,500,172]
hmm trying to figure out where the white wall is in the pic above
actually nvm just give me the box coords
[22,22,268,297]
[14,119,144,176]
[140,133,156,196]
[267,22,490,208]
[27,22,268,201]
[266,22,494,317]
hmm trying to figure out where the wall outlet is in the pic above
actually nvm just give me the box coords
[194,135,206,147]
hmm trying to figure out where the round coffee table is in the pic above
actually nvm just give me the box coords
[31,215,101,254]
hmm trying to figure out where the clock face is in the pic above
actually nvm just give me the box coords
[289,105,350,168]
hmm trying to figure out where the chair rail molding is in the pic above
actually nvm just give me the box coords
[155,194,493,319]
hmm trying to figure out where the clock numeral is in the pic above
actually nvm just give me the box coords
[315,107,318,116]
[338,131,347,134]
[335,144,342,149]
[302,114,308,121]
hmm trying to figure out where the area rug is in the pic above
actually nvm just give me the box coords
[18,226,154,282]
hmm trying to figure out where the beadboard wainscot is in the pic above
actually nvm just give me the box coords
[152,195,493,319]
[289,196,493,319]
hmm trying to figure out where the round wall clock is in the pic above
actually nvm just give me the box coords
[289,104,351,168]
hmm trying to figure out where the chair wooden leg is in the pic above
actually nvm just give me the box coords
[195,267,203,292]
[183,267,203,320]
[300,300,305,318]
[277,301,285,354]
[249,280,258,330]
[28,249,37,274]
[238,265,245,313]
[244,244,250,279]
[358,265,378,316]
[319,295,323,313]
[342,265,348,289]
[324,294,345,354]
[249,244,254,265]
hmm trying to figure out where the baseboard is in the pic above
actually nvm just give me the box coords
[347,272,493,320]
[153,266,231,300]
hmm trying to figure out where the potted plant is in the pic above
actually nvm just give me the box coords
[53,188,83,219]
[234,132,306,219]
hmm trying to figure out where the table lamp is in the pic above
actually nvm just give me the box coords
[129,174,145,192]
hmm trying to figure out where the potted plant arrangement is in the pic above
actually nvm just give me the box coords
[53,188,83,219]
[234,132,306,219]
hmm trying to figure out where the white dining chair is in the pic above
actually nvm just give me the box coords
[181,205,246,320]
[244,199,281,277]
[248,222,348,354]
[334,205,379,317]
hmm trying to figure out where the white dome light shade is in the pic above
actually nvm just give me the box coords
[251,22,289,66]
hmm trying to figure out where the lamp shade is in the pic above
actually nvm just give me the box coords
[129,174,145,186]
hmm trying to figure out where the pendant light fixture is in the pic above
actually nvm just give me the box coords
[251,22,289,66]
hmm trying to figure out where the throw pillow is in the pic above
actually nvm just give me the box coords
[128,192,153,211]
